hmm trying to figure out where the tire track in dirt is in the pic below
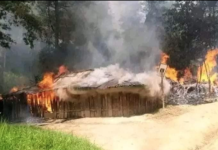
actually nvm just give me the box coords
[194,126,218,150]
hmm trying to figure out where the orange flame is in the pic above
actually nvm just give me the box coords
[165,68,179,82]
[197,49,218,85]
[56,65,68,77]
[38,72,54,89]
[184,68,193,79]
[179,68,193,84]
[159,49,218,85]
[27,92,53,113]
[10,87,18,93]
[27,65,68,113]
[161,52,169,64]
[159,52,193,84]
[160,52,180,83]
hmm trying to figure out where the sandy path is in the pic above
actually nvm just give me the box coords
[42,102,218,150]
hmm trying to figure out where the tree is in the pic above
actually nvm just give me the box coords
[36,1,85,47]
[36,1,82,72]
[162,1,218,73]
[0,1,42,93]
[0,1,42,48]
[37,1,112,73]
[144,1,166,35]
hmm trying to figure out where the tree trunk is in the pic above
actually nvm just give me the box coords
[47,1,52,46]
[213,6,215,49]
[55,1,60,49]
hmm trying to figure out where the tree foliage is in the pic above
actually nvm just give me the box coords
[0,1,42,48]
[162,1,218,70]
[37,1,112,73]
[0,1,43,93]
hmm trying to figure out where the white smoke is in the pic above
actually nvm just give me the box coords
[105,1,160,72]
[68,1,162,72]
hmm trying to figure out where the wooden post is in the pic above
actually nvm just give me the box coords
[206,63,212,95]
[196,64,201,93]
[161,72,165,109]
[200,65,203,83]
[195,58,203,95]
[204,62,211,96]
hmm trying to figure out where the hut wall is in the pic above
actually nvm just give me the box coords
[45,92,162,119]
[2,92,162,120]
[2,93,31,122]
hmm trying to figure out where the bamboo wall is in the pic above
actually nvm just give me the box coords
[3,91,162,120]
[2,93,29,121]
[28,92,162,119]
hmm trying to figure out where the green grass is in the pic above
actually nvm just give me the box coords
[0,122,102,150]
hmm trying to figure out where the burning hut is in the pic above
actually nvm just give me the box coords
[4,47,218,122]
[4,48,218,121]
[2,65,171,120]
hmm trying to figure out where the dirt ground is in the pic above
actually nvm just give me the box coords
[42,102,218,150]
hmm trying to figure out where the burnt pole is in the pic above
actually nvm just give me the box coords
[196,58,203,93]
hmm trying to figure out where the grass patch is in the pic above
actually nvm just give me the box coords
[0,122,102,150]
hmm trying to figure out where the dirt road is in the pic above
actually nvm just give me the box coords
[42,102,218,150]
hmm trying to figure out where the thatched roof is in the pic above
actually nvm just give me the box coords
[4,65,171,99]
[52,65,171,101]
[53,65,146,90]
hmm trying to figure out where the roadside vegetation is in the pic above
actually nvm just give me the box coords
[0,122,101,150]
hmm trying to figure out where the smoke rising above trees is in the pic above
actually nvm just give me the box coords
[37,1,164,73]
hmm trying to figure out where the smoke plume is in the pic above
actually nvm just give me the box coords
[67,1,162,73]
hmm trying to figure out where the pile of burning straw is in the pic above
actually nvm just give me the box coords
[165,49,218,105]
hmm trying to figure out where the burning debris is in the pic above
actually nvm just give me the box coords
[163,49,218,105]
[166,81,218,105]
[197,49,218,84]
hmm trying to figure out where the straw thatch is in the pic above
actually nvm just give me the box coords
[53,65,171,101]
